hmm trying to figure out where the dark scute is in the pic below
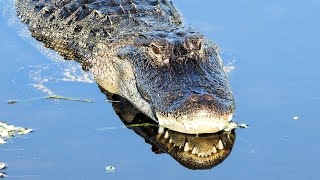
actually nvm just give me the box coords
[74,25,83,32]
[75,5,92,21]
[34,3,45,13]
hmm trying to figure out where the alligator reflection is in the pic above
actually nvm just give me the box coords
[105,92,236,170]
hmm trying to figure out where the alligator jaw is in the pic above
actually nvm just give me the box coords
[156,112,233,134]
[155,126,236,169]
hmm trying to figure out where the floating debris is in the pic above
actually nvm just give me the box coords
[224,122,248,132]
[7,100,17,104]
[0,163,6,170]
[293,116,299,120]
[238,124,248,128]
[224,122,237,132]
[126,123,159,128]
[105,166,115,173]
[0,172,6,178]
[97,123,159,131]
[7,95,94,104]
[46,95,94,103]
[0,122,33,144]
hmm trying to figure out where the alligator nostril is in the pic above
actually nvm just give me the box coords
[197,41,202,51]
[202,94,214,101]
[189,94,200,102]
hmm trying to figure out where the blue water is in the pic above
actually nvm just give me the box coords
[1,0,320,179]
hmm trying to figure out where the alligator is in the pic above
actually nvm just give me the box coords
[106,91,236,170]
[15,0,235,134]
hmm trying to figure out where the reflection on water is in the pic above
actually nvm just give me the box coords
[105,90,236,170]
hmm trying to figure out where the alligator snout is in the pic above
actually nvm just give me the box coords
[155,93,234,134]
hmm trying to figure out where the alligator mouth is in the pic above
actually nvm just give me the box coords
[155,125,235,169]
[157,126,231,157]
[105,91,235,169]
[156,111,233,134]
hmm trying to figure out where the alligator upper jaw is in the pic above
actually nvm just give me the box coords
[155,111,233,134]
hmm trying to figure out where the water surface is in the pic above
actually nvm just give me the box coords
[1,0,320,179]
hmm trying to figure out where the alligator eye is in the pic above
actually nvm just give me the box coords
[197,41,202,50]
[138,34,147,39]
[150,44,161,55]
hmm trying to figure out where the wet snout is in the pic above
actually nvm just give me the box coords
[156,93,234,134]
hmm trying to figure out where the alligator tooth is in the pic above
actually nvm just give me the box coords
[228,114,233,121]
[218,140,224,150]
[192,147,198,155]
[169,139,173,143]
[179,145,183,149]
[213,146,217,153]
[184,142,190,152]
[198,153,202,157]
[158,126,165,134]
[205,155,208,157]
[164,131,169,139]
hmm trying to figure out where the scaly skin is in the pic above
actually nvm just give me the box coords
[108,92,236,170]
[15,0,235,134]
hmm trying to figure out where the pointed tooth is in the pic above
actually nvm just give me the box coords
[213,146,217,153]
[158,126,165,134]
[218,140,224,150]
[192,147,198,154]
[192,147,196,154]
[184,142,190,152]
[179,145,183,149]
[228,114,233,121]
[164,131,169,139]
[169,139,173,143]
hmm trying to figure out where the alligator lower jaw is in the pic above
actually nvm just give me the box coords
[155,112,233,134]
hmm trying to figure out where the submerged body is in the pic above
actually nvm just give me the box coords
[15,0,235,134]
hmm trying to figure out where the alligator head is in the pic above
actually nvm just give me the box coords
[108,93,236,170]
[118,28,235,134]
[15,0,235,135]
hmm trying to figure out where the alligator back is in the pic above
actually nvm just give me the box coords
[16,0,182,68]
